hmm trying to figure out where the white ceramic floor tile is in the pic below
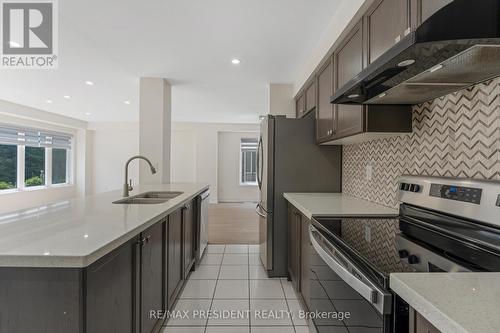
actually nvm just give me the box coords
[248,253,261,265]
[200,253,223,265]
[222,253,248,265]
[166,299,212,326]
[249,265,268,279]
[189,265,220,280]
[207,299,250,326]
[250,299,293,326]
[287,299,307,326]
[219,265,249,280]
[214,279,249,299]
[250,280,285,299]
[225,244,249,253]
[250,327,295,333]
[206,244,226,253]
[161,327,205,333]
[179,280,217,299]
[293,327,313,333]
[248,244,260,253]
[280,278,298,299]
[206,326,250,333]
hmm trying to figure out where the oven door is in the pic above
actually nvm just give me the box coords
[309,225,392,333]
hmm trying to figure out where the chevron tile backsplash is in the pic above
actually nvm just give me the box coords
[343,77,500,209]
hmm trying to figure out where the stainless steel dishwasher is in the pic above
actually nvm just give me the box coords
[198,190,210,260]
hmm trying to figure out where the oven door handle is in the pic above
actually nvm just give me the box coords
[255,203,267,218]
[309,226,380,306]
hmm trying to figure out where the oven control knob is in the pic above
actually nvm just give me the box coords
[408,255,420,264]
[412,184,421,192]
[398,250,409,258]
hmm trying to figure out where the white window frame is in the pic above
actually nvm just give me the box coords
[239,139,258,186]
[0,128,73,194]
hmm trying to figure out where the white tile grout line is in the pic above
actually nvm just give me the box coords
[204,247,225,333]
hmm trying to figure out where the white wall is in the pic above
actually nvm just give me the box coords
[0,100,86,213]
[294,0,373,93]
[88,122,140,194]
[269,84,295,118]
[171,122,260,203]
[217,131,259,202]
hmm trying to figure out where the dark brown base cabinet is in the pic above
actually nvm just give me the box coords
[0,199,198,333]
[287,204,312,310]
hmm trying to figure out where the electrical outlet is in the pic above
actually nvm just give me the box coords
[366,165,373,181]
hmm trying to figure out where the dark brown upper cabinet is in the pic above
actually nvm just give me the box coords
[365,0,409,64]
[417,0,453,24]
[333,20,365,140]
[295,92,305,118]
[316,56,335,142]
[305,78,317,113]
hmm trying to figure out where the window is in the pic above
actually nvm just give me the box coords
[0,125,72,192]
[240,138,258,185]
[0,144,17,190]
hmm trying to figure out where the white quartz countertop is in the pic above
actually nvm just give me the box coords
[283,192,398,219]
[391,273,500,333]
[0,183,208,268]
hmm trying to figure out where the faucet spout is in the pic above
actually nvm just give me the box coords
[123,155,157,197]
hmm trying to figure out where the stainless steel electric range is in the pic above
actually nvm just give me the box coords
[307,176,500,333]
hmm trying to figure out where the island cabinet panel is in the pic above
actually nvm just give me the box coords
[182,201,195,278]
[86,237,137,333]
[167,208,184,308]
[140,221,165,333]
[334,21,365,140]
[287,205,301,292]
[0,268,82,333]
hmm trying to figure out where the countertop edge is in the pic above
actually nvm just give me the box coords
[0,185,209,269]
[390,273,469,333]
[283,192,399,220]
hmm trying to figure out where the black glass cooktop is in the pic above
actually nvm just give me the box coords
[312,216,412,288]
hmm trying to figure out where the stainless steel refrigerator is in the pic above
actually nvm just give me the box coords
[256,113,342,277]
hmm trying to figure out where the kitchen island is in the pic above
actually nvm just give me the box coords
[0,183,209,333]
[391,272,500,333]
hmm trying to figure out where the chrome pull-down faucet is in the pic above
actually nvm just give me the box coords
[123,155,157,197]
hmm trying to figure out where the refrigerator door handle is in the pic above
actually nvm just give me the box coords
[257,137,263,190]
[255,203,267,218]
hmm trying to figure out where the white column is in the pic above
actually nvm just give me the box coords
[269,83,294,118]
[139,78,171,184]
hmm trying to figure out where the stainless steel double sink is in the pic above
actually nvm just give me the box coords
[113,191,183,204]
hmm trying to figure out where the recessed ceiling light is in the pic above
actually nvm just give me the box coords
[397,59,415,67]
[231,58,241,65]
[84,234,89,239]
[124,100,130,105]
[9,41,21,48]
[429,64,444,73]
[46,99,53,104]
[44,252,50,256]
[63,95,71,99]
[85,81,94,86]
[84,112,92,116]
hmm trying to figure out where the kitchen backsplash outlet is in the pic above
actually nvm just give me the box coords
[343,77,500,209]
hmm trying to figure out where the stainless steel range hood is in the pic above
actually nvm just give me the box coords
[331,0,500,105]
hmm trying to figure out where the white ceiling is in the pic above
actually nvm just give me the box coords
[0,0,343,123]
